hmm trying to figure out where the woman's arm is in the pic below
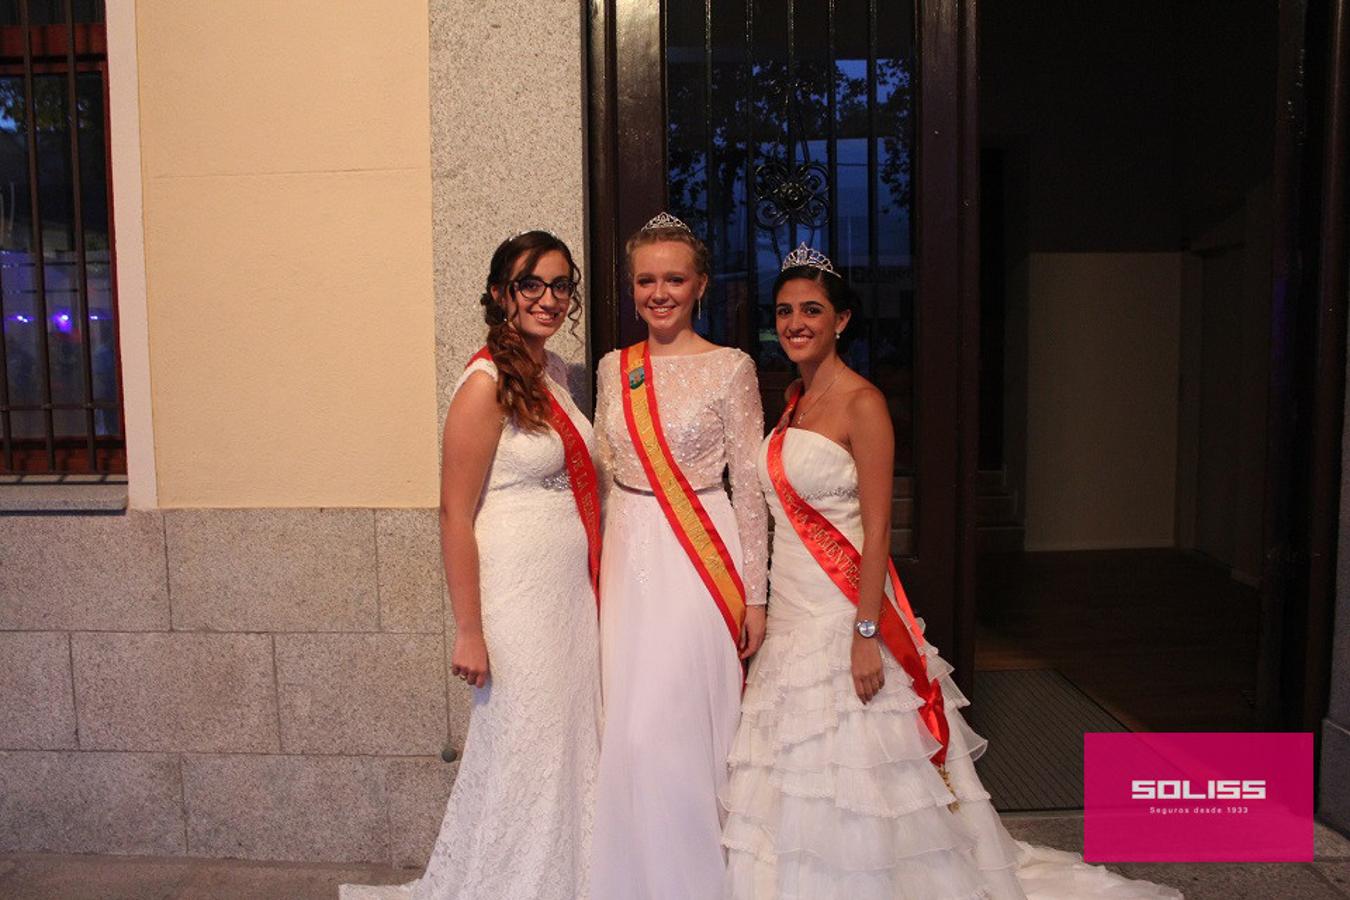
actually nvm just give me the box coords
[847,386,895,702]
[439,370,505,688]
[724,353,769,658]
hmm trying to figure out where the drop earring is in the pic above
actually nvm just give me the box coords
[697,295,704,319]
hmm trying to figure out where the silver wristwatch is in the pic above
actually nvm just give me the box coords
[855,618,878,639]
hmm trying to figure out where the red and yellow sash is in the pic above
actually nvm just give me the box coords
[468,348,601,608]
[766,388,950,768]
[619,341,746,645]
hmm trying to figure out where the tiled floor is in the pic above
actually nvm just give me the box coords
[1,817,1346,899]
[976,549,1261,732]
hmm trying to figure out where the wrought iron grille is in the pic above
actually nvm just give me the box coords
[0,0,119,475]
[664,0,917,468]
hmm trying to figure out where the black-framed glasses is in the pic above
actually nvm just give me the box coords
[511,276,578,301]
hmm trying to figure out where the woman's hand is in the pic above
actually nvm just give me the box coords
[451,632,490,688]
[851,634,884,703]
[740,606,767,660]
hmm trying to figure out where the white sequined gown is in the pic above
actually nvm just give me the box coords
[590,346,769,900]
[341,354,601,900]
[722,428,1183,900]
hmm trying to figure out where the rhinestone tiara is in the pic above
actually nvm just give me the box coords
[502,228,560,244]
[641,211,692,233]
[781,242,838,276]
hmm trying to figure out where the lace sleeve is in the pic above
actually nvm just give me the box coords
[723,352,768,606]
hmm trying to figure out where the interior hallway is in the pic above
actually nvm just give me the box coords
[975,549,1261,733]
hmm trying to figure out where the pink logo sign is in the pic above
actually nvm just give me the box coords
[1084,732,1313,862]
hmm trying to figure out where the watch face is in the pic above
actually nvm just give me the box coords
[856,619,878,638]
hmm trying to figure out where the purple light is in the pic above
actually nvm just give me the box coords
[52,310,74,333]
[8,314,32,324]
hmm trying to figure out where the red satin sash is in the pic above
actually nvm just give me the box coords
[467,348,601,609]
[619,341,746,646]
[765,388,950,768]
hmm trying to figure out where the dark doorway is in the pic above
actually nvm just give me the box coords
[972,0,1329,751]
[587,0,979,670]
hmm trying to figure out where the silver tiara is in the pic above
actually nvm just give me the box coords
[641,211,692,233]
[781,242,838,276]
[503,228,560,244]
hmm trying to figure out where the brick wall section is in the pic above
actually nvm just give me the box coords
[0,508,468,866]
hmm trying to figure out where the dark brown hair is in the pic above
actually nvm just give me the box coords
[479,231,581,432]
[772,264,858,349]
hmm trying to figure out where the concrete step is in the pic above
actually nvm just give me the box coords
[892,497,914,527]
[977,524,1025,554]
[977,493,1018,525]
[977,468,1007,492]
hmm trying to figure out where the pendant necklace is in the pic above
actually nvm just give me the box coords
[793,361,844,428]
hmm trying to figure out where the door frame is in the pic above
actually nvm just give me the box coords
[1262,0,1346,738]
[585,0,982,690]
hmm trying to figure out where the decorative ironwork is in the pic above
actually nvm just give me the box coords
[752,75,831,232]
[754,159,829,229]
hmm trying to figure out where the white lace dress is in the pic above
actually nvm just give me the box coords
[722,428,1184,900]
[590,347,769,900]
[341,355,602,900]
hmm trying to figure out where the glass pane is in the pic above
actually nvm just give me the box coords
[31,72,89,436]
[0,63,117,468]
[0,74,46,440]
[663,0,917,469]
[27,0,103,25]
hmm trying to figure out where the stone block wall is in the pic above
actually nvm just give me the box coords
[0,508,468,865]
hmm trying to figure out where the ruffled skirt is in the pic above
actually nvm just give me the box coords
[722,600,1183,899]
[722,596,1026,900]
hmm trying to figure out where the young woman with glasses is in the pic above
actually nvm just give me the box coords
[342,230,602,900]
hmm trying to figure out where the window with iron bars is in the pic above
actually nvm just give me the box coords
[0,0,119,476]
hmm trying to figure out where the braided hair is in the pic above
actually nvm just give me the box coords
[479,231,582,432]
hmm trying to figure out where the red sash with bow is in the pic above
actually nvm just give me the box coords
[765,387,950,768]
[467,348,601,608]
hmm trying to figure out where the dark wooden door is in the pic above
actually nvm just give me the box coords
[588,0,978,681]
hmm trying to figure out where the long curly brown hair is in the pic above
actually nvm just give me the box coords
[479,231,582,432]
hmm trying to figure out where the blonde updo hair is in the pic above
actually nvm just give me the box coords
[624,225,711,279]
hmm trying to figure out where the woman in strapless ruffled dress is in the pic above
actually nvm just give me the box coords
[720,244,1184,900]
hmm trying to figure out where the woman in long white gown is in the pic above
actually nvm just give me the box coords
[589,213,769,900]
[721,244,1184,900]
[341,231,601,900]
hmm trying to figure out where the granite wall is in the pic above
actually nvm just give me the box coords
[0,508,463,865]
[431,0,592,418]
[0,0,591,864]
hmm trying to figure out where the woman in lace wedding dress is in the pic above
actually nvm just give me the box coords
[589,214,769,900]
[720,246,1184,900]
[341,231,601,900]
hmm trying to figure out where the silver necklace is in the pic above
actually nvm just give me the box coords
[793,362,844,427]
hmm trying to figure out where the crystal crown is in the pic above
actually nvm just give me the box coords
[641,211,692,233]
[781,242,838,276]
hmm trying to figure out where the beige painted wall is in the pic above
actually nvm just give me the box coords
[136,1,439,507]
[1025,253,1181,550]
